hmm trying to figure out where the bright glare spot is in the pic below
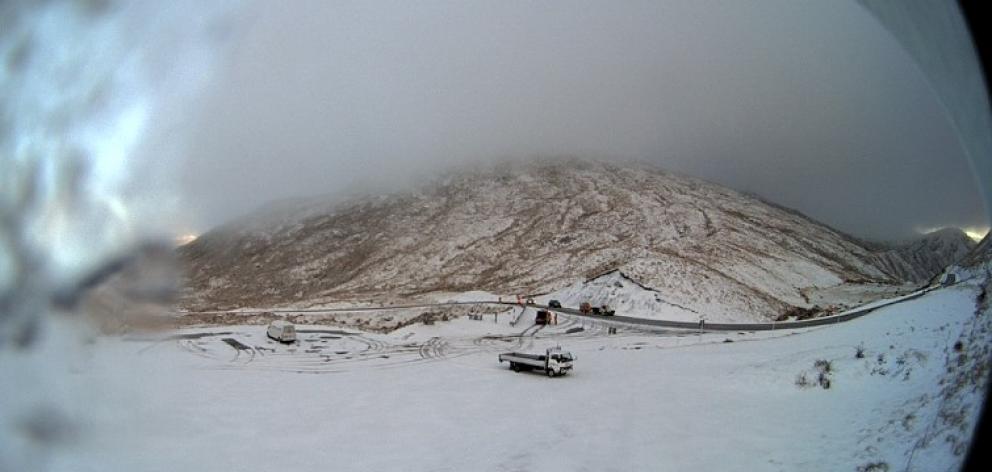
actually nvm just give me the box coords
[175,233,198,246]
[964,228,988,242]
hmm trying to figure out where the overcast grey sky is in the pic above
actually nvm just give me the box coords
[177,0,988,241]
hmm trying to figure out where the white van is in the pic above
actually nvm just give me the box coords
[266,320,296,343]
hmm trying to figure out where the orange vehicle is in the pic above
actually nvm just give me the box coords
[579,302,592,314]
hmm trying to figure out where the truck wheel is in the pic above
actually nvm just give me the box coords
[547,369,555,378]
[511,363,520,372]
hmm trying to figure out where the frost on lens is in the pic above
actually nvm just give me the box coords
[0,1,236,469]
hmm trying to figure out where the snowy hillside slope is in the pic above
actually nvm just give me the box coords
[538,270,702,322]
[957,233,991,270]
[870,227,976,283]
[180,160,953,321]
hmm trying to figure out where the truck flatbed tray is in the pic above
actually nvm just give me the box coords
[500,352,545,360]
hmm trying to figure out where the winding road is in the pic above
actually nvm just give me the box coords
[180,283,941,333]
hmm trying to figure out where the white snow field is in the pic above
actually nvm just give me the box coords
[47,282,989,471]
[533,271,920,323]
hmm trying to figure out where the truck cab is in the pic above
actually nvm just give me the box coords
[544,347,574,375]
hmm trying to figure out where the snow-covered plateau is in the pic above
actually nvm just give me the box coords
[23,276,991,472]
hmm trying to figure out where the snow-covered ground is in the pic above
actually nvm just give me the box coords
[34,282,990,471]
[536,271,918,323]
[538,271,702,322]
[803,282,920,312]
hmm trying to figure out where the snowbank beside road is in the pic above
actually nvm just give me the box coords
[541,270,737,322]
[538,272,923,325]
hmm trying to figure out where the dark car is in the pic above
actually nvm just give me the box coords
[548,299,562,308]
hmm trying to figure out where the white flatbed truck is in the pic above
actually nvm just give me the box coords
[498,346,575,377]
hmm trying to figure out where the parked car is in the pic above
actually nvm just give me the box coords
[548,299,562,308]
[266,320,297,343]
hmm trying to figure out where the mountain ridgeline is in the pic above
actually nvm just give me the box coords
[868,228,976,283]
[179,161,974,321]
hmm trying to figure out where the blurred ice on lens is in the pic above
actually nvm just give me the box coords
[0,1,239,469]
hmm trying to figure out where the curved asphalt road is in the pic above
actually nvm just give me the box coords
[510,286,939,331]
[181,283,950,332]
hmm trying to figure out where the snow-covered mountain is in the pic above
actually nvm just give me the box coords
[179,160,963,321]
[868,228,976,283]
